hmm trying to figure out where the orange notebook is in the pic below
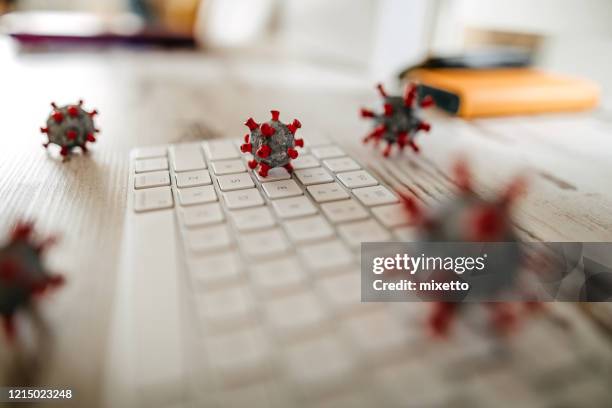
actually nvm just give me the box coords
[408,68,600,118]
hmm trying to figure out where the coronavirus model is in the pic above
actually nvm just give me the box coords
[0,222,64,341]
[40,100,99,158]
[240,110,304,177]
[399,162,541,336]
[360,83,434,157]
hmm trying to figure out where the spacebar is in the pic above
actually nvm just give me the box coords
[106,208,186,407]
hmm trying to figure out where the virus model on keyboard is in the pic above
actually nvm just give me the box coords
[0,222,64,341]
[400,162,541,336]
[240,110,304,177]
[41,100,99,158]
[360,82,434,157]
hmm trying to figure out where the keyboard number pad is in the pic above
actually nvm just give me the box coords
[134,186,173,212]
[134,171,170,189]
[134,157,168,173]
[175,170,212,188]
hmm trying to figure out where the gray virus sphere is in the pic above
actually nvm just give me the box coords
[399,162,539,336]
[41,101,99,158]
[0,223,64,340]
[240,110,304,177]
[361,83,434,157]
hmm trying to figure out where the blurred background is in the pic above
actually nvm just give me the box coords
[1,2,612,407]
[0,0,611,98]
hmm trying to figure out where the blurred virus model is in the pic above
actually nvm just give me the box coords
[360,82,434,157]
[0,222,64,341]
[41,100,99,158]
[400,162,540,336]
[240,110,304,177]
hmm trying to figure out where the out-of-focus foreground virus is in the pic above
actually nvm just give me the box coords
[240,110,304,177]
[0,222,64,342]
[360,83,434,157]
[40,100,99,158]
[400,162,541,336]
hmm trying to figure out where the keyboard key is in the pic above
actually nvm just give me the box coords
[211,159,246,175]
[307,182,349,203]
[197,284,255,326]
[353,185,398,206]
[371,203,411,228]
[134,171,170,189]
[178,185,217,206]
[186,225,232,253]
[291,154,319,170]
[205,328,272,385]
[223,188,265,210]
[343,310,414,355]
[337,170,378,189]
[132,145,167,160]
[250,257,306,294]
[230,207,276,232]
[253,167,291,182]
[175,170,212,188]
[284,335,353,393]
[393,226,419,241]
[272,196,317,219]
[321,200,369,223]
[134,157,169,173]
[133,186,173,212]
[262,179,303,199]
[217,173,255,191]
[316,272,365,313]
[294,167,333,186]
[283,216,334,243]
[171,144,206,172]
[323,157,360,173]
[337,220,391,248]
[189,252,242,287]
[181,203,224,228]
[265,292,326,338]
[240,228,290,259]
[298,240,353,271]
[311,146,345,160]
[203,140,239,161]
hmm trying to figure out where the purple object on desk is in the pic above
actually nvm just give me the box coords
[4,11,196,48]
[10,32,196,48]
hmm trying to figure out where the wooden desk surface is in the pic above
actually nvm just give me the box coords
[0,41,611,406]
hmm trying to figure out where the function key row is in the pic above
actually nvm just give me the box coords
[134,186,173,212]
[131,140,398,221]
[172,144,207,172]
[133,139,343,175]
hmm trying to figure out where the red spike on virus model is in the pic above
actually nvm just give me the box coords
[399,162,540,337]
[41,100,99,158]
[240,110,304,177]
[361,82,434,157]
[0,222,64,341]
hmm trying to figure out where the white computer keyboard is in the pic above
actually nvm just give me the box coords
[112,137,612,408]
[131,138,416,254]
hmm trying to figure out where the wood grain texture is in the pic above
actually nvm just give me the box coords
[1,41,611,406]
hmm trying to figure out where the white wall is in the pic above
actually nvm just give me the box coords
[279,0,432,79]
[458,0,612,36]
[431,0,612,54]
[369,0,432,79]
